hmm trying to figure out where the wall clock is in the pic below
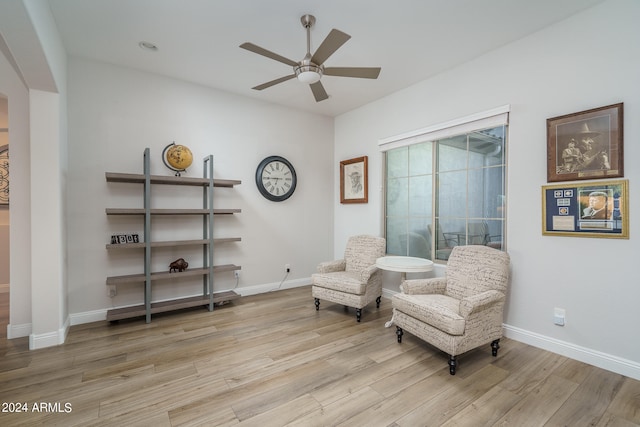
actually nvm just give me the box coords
[0,145,8,205]
[255,156,297,202]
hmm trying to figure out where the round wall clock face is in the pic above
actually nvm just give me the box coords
[255,156,297,202]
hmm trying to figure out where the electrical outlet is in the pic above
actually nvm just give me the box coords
[234,270,240,279]
[554,307,565,326]
[108,285,117,297]
[285,264,291,273]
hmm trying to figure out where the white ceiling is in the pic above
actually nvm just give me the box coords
[46,0,604,117]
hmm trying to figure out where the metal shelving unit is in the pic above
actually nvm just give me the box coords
[105,148,241,322]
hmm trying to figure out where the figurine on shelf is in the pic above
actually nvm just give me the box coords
[169,258,189,273]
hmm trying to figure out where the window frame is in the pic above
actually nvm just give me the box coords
[379,106,509,262]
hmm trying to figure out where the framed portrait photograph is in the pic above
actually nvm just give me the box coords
[340,156,368,204]
[542,179,628,239]
[547,103,623,182]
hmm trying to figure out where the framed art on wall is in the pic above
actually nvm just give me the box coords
[340,156,368,204]
[547,103,623,182]
[542,179,628,239]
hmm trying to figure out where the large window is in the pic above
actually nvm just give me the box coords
[382,109,507,262]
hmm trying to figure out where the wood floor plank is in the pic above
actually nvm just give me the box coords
[230,359,346,422]
[493,373,579,426]
[310,345,434,407]
[369,350,443,398]
[440,385,523,427]
[395,364,511,426]
[596,412,640,427]
[546,367,626,426]
[288,387,385,427]
[606,377,640,424]
[335,369,457,426]
[236,393,320,427]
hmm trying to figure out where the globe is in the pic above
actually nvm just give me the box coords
[165,144,193,171]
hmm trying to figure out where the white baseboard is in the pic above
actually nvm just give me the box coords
[235,277,311,296]
[28,317,69,350]
[70,308,108,326]
[7,322,31,339]
[502,324,640,381]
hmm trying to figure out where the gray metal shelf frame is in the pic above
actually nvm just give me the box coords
[105,148,241,323]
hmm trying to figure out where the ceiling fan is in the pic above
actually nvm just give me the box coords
[240,14,381,102]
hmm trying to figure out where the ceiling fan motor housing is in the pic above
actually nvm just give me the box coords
[295,63,323,83]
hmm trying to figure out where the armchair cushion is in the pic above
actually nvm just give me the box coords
[312,271,368,295]
[392,293,465,336]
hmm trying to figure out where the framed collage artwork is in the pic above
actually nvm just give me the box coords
[542,179,628,239]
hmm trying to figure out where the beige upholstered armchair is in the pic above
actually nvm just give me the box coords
[312,235,386,322]
[389,245,510,374]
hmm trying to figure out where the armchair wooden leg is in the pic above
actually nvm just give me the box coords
[491,339,500,357]
[314,298,320,311]
[376,296,381,308]
[449,355,457,375]
[396,327,403,343]
[356,308,362,322]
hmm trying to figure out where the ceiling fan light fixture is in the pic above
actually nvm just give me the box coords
[295,64,323,84]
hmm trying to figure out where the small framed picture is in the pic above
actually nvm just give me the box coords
[340,156,368,204]
[547,103,623,182]
[542,179,628,239]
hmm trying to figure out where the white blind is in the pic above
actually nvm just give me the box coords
[378,105,510,152]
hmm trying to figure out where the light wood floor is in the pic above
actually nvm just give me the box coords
[1,286,639,426]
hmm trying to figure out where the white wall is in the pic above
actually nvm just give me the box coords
[66,58,334,319]
[335,0,640,379]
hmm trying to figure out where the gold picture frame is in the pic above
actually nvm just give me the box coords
[547,103,623,182]
[340,156,368,204]
[542,179,628,239]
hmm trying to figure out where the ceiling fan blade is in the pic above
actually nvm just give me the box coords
[323,67,381,79]
[310,81,329,102]
[311,29,351,66]
[252,74,296,91]
[240,42,298,67]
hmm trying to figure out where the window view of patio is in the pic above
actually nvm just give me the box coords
[385,125,507,262]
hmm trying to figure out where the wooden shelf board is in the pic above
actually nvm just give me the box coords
[106,172,241,187]
[106,264,241,285]
[106,208,241,215]
[106,291,241,321]
[106,237,241,250]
